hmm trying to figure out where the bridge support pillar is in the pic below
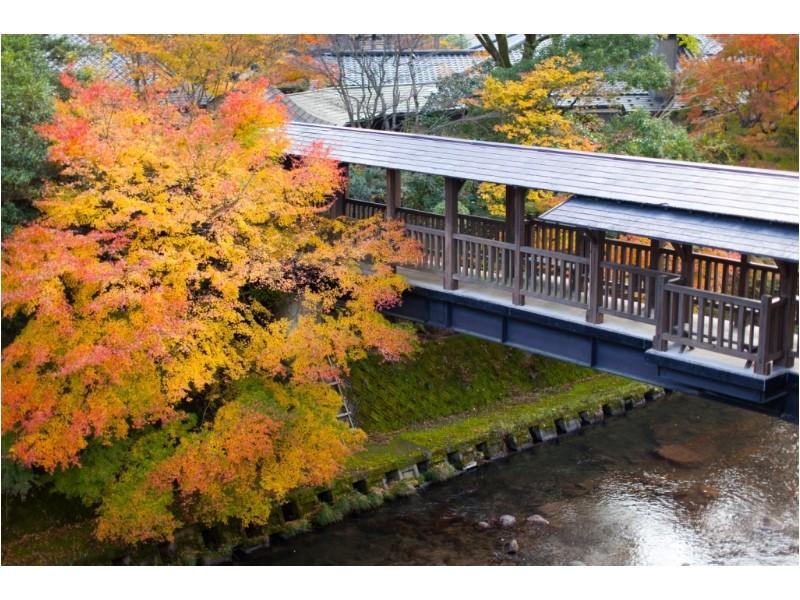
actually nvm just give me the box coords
[778,260,798,368]
[677,244,695,337]
[330,162,349,218]
[444,177,464,291]
[509,186,526,305]
[586,230,604,324]
[385,168,400,220]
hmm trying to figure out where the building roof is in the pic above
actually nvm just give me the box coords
[540,197,798,262]
[269,84,441,127]
[285,122,799,225]
[316,50,486,87]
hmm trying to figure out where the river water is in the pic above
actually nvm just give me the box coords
[239,393,799,566]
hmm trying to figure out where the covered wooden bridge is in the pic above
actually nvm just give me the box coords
[286,122,799,419]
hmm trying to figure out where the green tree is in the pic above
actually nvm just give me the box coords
[601,109,701,161]
[538,35,671,90]
[1,35,56,235]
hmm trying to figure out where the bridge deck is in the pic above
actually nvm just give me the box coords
[398,266,798,377]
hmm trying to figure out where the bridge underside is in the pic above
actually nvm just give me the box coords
[385,273,799,422]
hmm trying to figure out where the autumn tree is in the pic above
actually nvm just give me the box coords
[474,53,601,214]
[538,35,672,91]
[678,34,799,169]
[1,75,419,543]
[92,35,318,106]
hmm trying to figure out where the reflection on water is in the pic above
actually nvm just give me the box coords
[239,394,799,566]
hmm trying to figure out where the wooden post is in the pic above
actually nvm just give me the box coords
[443,177,464,291]
[645,239,662,317]
[678,244,695,335]
[586,230,604,324]
[778,261,798,368]
[510,186,526,305]
[755,295,772,375]
[737,253,750,297]
[331,161,349,218]
[504,185,516,244]
[385,168,400,220]
[653,274,670,350]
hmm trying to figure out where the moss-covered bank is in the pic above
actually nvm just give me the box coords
[348,332,595,434]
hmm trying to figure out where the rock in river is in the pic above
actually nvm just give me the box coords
[498,514,517,528]
[654,443,706,467]
[504,539,519,554]
[526,514,550,526]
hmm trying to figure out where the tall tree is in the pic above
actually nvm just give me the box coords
[678,34,799,169]
[476,53,601,214]
[1,35,65,235]
[94,34,316,106]
[475,34,551,69]
[539,35,672,90]
[1,76,419,543]
[601,109,701,161]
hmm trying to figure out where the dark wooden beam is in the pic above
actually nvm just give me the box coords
[586,230,604,324]
[646,238,662,317]
[385,168,400,220]
[443,177,464,291]
[504,185,515,243]
[677,244,695,338]
[331,161,349,217]
[737,253,750,297]
[778,260,798,368]
[510,186,526,305]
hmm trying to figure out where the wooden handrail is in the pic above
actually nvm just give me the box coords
[663,281,763,308]
[454,232,515,250]
[523,244,590,263]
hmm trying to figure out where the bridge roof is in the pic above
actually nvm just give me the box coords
[541,196,799,261]
[285,122,800,225]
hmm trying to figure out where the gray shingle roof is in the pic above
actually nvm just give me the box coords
[270,85,441,127]
[285,122,799,225]
[317,51,485,87]
[540,197,798,262]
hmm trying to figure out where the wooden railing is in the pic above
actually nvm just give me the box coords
[602,237,782,299]
[521,246,589,307]
[599,261,661,323]
[345,198,384,219]
[653,276,788,374]
[458,214,506,241]
[406,224,445,272]
[604,238,655,269]
[531,221,582,255]
[397,206,444,230]
[342,198,796,373]
[453,233,515,289]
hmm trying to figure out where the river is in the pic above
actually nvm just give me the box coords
[237,393,799,566]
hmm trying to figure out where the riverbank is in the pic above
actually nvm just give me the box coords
[1,334,658,565]
[236,392,799,566]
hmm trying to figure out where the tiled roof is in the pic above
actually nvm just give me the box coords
[316,51,486,87]
[60,35,134,83]
[541,196,798,261]
[268,85,441,127]
[286,121,799,225]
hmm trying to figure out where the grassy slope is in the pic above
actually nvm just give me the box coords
[348,332,596,434]
[345,374,652,475]
[345,332,655,477]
